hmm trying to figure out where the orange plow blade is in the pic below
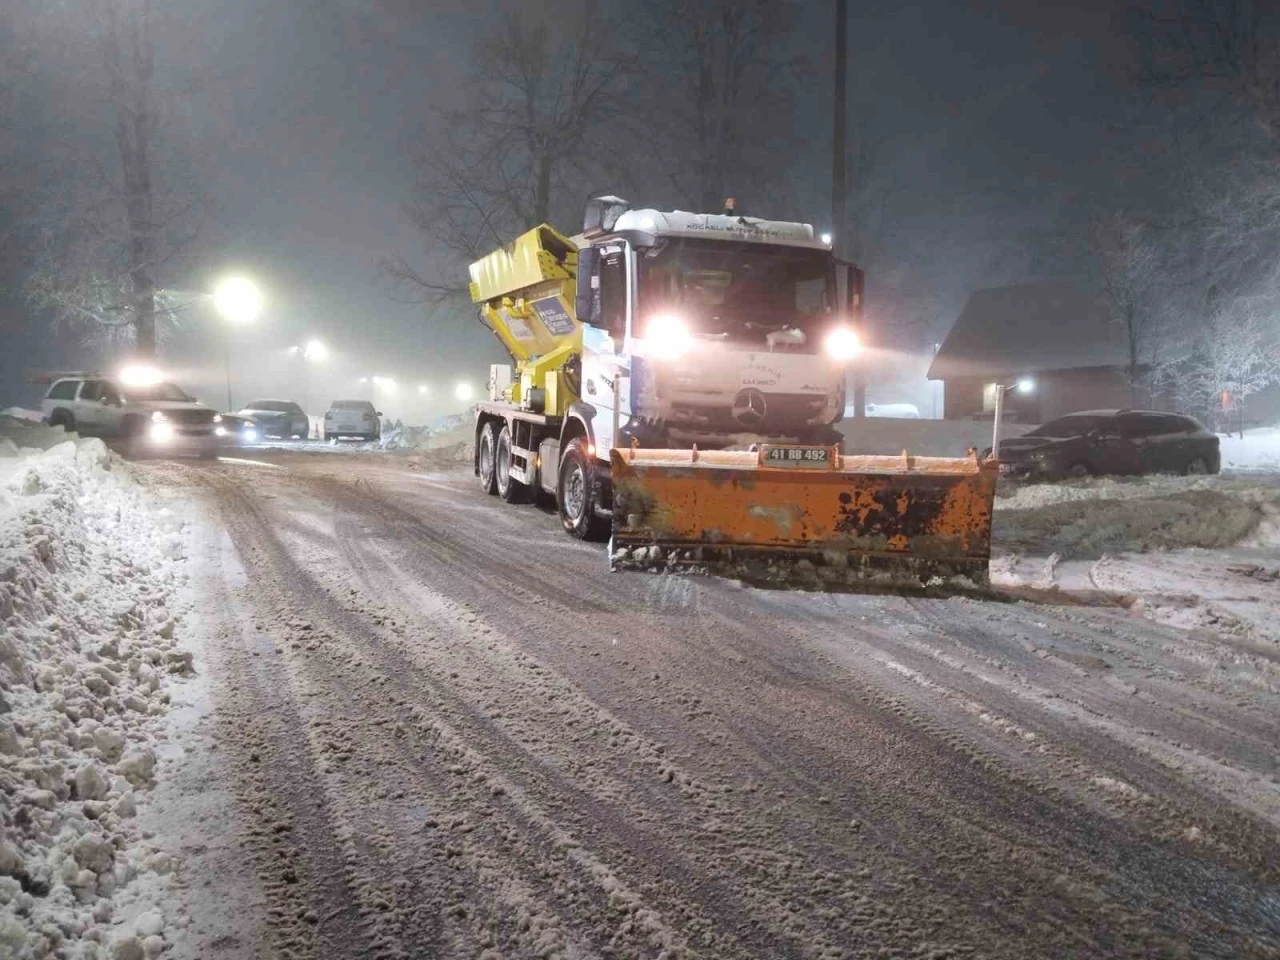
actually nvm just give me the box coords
[609,446,1000,592]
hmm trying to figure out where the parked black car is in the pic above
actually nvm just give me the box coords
[235,399,309,439]
[997,409,1221,480]
[216,413,258,447]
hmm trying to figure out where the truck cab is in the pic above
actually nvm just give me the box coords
[573,199,861,456]
[469,196,863,540]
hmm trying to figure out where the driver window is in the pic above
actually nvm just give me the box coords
[597,247,627,340]
[100,383,121,405]
[79,380,103,402]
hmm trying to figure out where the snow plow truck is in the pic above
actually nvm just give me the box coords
[468,196,998,590]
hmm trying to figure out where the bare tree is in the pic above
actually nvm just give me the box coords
[1085,215,1167,401]
[18,0,204,357]
[637,0,801,212]
[387,2,637,302]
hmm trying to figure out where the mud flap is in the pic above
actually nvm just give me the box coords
[609,447,999,593]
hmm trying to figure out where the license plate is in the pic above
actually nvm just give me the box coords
[763,445,831,467]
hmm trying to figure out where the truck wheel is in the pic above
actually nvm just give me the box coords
[478,421,499,496]
[558,437,608,541]
[496,424,528,503]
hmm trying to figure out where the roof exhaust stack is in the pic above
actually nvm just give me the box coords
[583,195,630,239]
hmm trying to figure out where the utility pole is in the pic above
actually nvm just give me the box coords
[832,0,865,418]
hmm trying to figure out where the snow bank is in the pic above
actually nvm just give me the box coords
[1219,426,1280,473]
[0,410,43,426]
[0,427,191,958]
[994,474,1280,558]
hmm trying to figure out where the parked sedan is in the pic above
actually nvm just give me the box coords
[215,414,258,448]
[235,399,309,439]
[997,409,1220,480]
[324,400,381,441]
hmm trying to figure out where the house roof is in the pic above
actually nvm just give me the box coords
[928,281,1127,380]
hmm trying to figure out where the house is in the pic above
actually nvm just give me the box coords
[928,281,1136,423]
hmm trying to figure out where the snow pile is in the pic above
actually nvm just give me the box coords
[994,474,1280,558]
[1219,426,1280,473]
[0,430,191,958]
[1,410,43,426]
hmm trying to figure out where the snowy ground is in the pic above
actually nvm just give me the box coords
[5,423,1279,957]
[1221,425,1280,473]
[0,423,213,959]
[114,449,1278,958]
[991,472,1280,646]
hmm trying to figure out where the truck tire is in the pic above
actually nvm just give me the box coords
[496,424,528,503]
[478,421,499,496]
[558,437,609,541]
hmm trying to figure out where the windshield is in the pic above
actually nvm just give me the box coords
[637,238,834,342]
[124,382,193,402]
[245,400,293,412]
[1028,415,1113,438]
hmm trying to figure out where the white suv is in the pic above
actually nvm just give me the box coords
[41,375,221,458]
[324,400,382,441]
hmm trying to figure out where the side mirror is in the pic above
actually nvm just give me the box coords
[575,246,597,326]
[375,411,383,417]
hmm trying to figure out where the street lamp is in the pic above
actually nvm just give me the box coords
[417,384,429,396]
[454,381,474,403]
[288,339,329,424]
[990,377,1035,460]
[213,276,264,411]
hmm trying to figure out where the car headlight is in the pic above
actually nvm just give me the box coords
[150,410,169,423]
[645,313,692,360]
[215,426,227,437]
[150,422,175,442]
[823,326,860,362]
[244,426,257,440]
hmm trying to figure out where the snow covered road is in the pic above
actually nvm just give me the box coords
[137,451,1280,959]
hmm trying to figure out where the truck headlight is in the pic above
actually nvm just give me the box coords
[823,326,860,362]
[645,314,692,360]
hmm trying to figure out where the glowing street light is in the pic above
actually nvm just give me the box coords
[212,275,264,411]
[213,276,263,325]
[454,381,474,403]
[118,365,163,388]
[991,376,1037,460]
[303,339,329,363]
[417,384,429,396]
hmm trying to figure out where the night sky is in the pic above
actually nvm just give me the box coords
[1,0,1141,415]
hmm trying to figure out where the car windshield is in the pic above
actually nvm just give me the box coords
[637,238,834,342]
[124,382,193,402]
[245,401,293,412]
[1027,415,1113,439]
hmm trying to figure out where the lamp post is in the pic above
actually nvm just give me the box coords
[213,277,264,411]
[288,339,329,420]
[991,377,1035,460]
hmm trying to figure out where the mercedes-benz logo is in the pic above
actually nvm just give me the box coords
[732,388,768,427]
